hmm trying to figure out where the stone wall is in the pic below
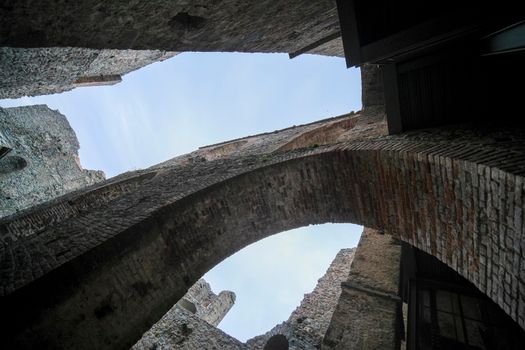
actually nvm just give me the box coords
[178,279,235,327]
[0,105,104,218]
[1,116,524,348]
[0,1,343,55]
[133,278,237,349]
[0,0,345,99]
[246,248,355,350]
[0,47,176,98]
[322,228,402,349]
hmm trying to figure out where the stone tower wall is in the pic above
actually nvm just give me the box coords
[0,105,104,218]
[182,279,236,327]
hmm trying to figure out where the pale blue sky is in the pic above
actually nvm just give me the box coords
[0,52,363,341]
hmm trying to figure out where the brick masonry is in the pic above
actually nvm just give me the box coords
[0,113,523,349]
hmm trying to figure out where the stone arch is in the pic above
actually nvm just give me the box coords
[1,126,524,349]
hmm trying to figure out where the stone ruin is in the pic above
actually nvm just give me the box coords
[2,1,525,349]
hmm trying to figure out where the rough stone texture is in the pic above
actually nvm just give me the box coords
[133,278,237,349]
[181,279,236,327]
[1,114,523,350]
[246,248,355,350]
[0,105,104,218]
[132,307,245,350]
[0,1,343,55]
[0,1,345,99]
[0,47,176,98]
[322,228,402,349]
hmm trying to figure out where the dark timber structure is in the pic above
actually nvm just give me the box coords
[337,1,525,134]
[1,1,525,349]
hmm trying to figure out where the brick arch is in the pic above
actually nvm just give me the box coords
[1,126,524,349]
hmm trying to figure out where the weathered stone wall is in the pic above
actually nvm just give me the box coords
[0,105,104,218]
[0,47,176,98]
[0,1,342,55]
[322,228,402,349]
[246,248,355,350]
[1,108,523,349]
[133,278,236,349]
[0,0,345,99]
[179,279,235,327]
[132,306,246,350]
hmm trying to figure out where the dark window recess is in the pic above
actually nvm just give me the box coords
[402,245,525,350]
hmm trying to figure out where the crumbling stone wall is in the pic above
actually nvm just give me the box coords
[133,307,246,350]
[134,278,237,349]
[322,228,402,349]
[246,248,355,350]
[178,279,236,327]
[0,105,104,218]
[0,47,176,98]
[0,0,345,99]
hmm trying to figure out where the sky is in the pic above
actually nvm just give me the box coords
[0,52,363,341]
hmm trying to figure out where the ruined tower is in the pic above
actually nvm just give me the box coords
[0,105,104,218]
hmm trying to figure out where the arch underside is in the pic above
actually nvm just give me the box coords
[1,124,524,349]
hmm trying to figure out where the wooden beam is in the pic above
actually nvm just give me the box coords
[361,12,482,64]
[382,63,403,134]
[336,0,362,67]
[288,31,341,59]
